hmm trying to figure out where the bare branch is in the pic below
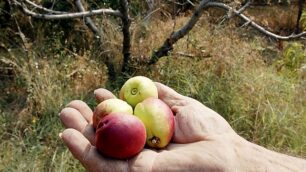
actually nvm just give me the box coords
[187,0,196,7]
[23,0,66,14]
[13,13,28,51]
[206,2,306,40]
[149,0,210,64]
[175,52,196,58]
[143,8,160,22]
[149,0,306,65]
[167,0,195,7]
[236,0,251,15]
[7,0,28,51]
[146,0,155,11]
[221,1,251,25]
[13,0,123,19]
[119,0,132,74]
[75,0,101,37]
[23,7,122,19]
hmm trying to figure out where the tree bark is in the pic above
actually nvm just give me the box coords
[206,2,306,40]
[14,0,123,19]
[119,0,132,75]
[149,0,211,65]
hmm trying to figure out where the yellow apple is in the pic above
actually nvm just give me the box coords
[134,98,174,148]
[120,76,158,107]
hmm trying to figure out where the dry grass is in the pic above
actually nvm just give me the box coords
[142,17,306,157]
[0,50,108,171]
[0,7,306,171]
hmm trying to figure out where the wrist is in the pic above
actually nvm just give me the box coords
[235,136,306,172]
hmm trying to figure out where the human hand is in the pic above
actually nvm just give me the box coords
[59,82,244,172]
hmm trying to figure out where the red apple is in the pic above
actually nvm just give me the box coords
[95,112,146,159]
[93,98,133,129]
[134,98,174,148]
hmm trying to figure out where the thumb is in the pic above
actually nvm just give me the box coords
[154,82,187,107]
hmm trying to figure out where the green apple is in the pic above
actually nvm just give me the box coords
[93,98,133,129]
[120,76,158,107]
[134,98,174,148]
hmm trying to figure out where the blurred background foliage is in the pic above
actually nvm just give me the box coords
[0,0,305,171]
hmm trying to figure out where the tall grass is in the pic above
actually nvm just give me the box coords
[0,11,305,171]
[0,51,107,171]
[149,21,306,157]
[156,57,306,156]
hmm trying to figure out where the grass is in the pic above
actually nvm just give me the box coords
[149,22,306,157]
[0,10,306,171]
[0,50,107,171]
[154,22,305,156]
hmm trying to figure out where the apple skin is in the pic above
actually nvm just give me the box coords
[134,98,174,148]
[95,112,146,159]
[119,76,158,107]
[93,98,133,129]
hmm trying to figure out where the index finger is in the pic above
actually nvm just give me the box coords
[94,88,116,103]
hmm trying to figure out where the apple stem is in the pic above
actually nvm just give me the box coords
[150,136,160,145]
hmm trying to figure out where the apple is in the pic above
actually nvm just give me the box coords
[93,98,133,129]
[95,112,146,159]
[134,98,174,148]
[119,76,158,107]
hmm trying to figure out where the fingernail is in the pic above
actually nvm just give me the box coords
[58,113,61,116]
[59,133,63,139]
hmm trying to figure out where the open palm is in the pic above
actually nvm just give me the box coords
[59,83,240,172]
